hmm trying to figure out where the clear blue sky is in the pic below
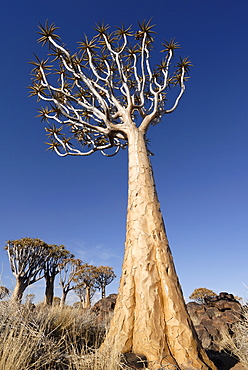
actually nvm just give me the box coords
[0,0,247,304]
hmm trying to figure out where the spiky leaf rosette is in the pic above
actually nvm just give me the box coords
[29,20,191,156]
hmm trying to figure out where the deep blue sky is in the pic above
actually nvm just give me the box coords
[0,0,247,304]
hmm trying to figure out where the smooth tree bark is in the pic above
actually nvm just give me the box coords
[30,21,216,369]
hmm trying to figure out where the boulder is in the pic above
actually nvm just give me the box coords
[187,292,242,352]
[91,293,117,323]
[121,353,148,369]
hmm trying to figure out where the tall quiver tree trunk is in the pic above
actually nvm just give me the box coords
[101,127,216,370]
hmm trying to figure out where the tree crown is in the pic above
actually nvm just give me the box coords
[94,265,116,289]
[189,287,217,304]
[43,244,72,277]
[5,237,48,280]
[29,20,192,157]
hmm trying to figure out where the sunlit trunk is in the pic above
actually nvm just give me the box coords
[11,278,27,303]
[101,127,216,369]
[101,284,106,299]
[84,286,91,308]
[60,289,67,308]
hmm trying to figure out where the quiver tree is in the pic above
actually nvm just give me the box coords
[73,263,98,308]
[190,288,217,304]
[25,293,35,305]
[30,21,216,369]
[53,296,61,306]
[43,244,72,305]
[59,257,82,307]
[5,238,48,302]
[94,265,116,299]
[0,286,9,300]
[73,283,87,308]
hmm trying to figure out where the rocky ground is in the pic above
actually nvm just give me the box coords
[92,292,247,370]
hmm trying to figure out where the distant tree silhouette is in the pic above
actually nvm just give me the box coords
[190,288,217,304]
[95,266,116,299]
[73,263,98,308]
[53,296,61,306]
[25,293,35,304]
[0,286,9,300]
[59,257,82,307]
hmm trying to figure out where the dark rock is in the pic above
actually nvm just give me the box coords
[91,293,117,323]
[121,353,148,369]
[205,296,219,304]
[187,301,206,326]
[214,300,241,312]
[205,307,221,319]
[219,292,236,301]
[187,292,242,352]
[194,324,212,349]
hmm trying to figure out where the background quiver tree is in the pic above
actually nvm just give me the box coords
[0,286,9,300]
[94,265,116,299]
[190,287,218,304]
[72,263,99,308]
[73,284,90,308]
[43,244,72,305]
[52,296,61,306]
[59,257,82,307]
[30,20,216,369]
[25,293,36,305]
[5,238,48,302]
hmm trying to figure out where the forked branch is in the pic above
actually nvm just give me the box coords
[30,20,192,156]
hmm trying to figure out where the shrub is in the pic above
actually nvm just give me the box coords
[0,301,112,370]
[217,305,248,367]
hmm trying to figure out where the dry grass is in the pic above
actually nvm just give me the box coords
[0,300,188,370]
[216,305,248,368]
[0,300,123,370]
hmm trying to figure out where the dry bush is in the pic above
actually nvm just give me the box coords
[217,305,248,367]
[0,301,110,370]
[0,301,63,369]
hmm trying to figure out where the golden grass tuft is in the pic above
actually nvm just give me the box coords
[0,300,123,370]
[216,305,248,367]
